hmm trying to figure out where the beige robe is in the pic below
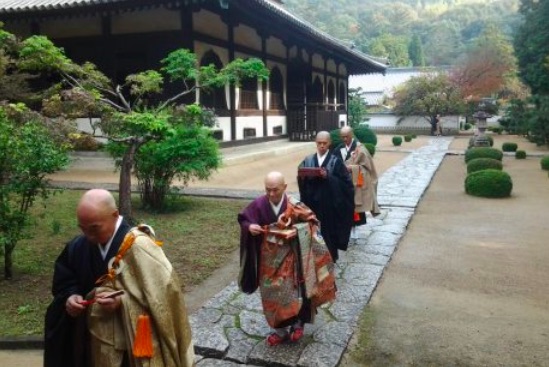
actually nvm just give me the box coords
[344,142,380,216]
[88,227,195,367]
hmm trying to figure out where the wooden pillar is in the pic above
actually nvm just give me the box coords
[101,16,114,79]
[30,21,40,35]
[227,13,237,141]
[324,56,328,111]
[260,31,268,137]
[180,6,194,51]
[335,61,340,112]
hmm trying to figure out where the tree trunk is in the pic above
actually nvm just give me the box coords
[4,243,13,280]
[118,143,138,219]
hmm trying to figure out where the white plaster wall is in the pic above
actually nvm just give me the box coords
[194,9,228,41]
[338,64,348,77]
[266,36,286,58]
[267,116,287,136]
[327,59,337,73]
[365,114,460,130]
[236,116,265,140]
[234,24,261,51]
[41,16,101,38]
[289,46,298,59]
[312,53,324,70]
[111,7,180,34]
[75,118,108,143]
[215,116,232,141]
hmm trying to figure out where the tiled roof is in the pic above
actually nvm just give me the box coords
[0,0,386,74]
[0,0,112,12]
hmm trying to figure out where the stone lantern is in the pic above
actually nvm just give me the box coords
[471,110,492,147]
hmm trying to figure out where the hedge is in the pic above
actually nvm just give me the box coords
[502,142,518,152]
[541,156,549,171]
[364,143,376,157]
[392,136,402,146]
[515,150,527,159]
[465,169,513,198]
[464,147,503,163]
[466,158,503,174]
[330,125,377,147]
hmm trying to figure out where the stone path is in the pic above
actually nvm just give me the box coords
[192,137,453,367]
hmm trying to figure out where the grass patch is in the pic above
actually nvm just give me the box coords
[0,189,246,336]
[349,305,397,366]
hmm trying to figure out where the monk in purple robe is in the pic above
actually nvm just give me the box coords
[238,172,318,346]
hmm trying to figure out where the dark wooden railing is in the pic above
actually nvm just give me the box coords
[287,104,343,141]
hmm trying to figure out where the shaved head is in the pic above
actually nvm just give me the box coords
[315,131,331,155]
[264,171,287,205]
[340,126,353,135]
[316,131,331,141]
[77,189,119,245]
[340,126,354,146]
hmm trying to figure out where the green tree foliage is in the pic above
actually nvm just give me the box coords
[514,0,549,95]
[0,105,69,279]
[108,106,221,211]
[348,87,369,127]
[392,72,465,124]
[12,30,268,218]
[451,24,520,101]
[368,34,411,67]
[284,0,520,67]
[408,35,426,67]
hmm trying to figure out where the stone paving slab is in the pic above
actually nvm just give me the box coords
[192,138,453,366]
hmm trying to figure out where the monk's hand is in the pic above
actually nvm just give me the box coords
[95,291,122,312]
[346,166,352,173]
[320,168,328,178]
[249,224,263,236]
[66,294,86,317]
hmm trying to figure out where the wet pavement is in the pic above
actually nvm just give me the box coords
[1,137,454,367]
[190,137,452,366]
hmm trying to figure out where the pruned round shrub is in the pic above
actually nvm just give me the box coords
[465,169,513,198]
[502,142,518,152]
[404,135,412,142]
[464,123,472,130]
[541,156,549,171]
[464,147,503,163]
[355,126,378,146]
[467,158,503,174]
[412,134,417,139]
[68,133,103,151]
[330,125,377,147]
[392,136,402,146]
[364,143,376,157]
[487,135,494,147]
[515,150,527,159]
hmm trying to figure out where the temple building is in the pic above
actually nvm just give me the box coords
[0,0,386,142]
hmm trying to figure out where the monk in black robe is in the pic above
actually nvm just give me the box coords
[297,131,354,262]
[44,189,130,367]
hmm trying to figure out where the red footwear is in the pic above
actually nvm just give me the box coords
[266,332,287,346]
[289,326,304,342]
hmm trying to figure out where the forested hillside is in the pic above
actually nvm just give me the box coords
[283,0,522,67]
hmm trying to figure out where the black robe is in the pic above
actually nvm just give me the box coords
[298,151,354,262]
[44,220,131,367]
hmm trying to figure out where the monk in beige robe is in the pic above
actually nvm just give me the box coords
[336,126,380,229]
[88,224,195,367]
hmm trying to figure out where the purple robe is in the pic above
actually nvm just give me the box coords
[237,195,287,294]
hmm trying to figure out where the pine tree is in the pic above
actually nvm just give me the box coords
[408,34,426,67]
